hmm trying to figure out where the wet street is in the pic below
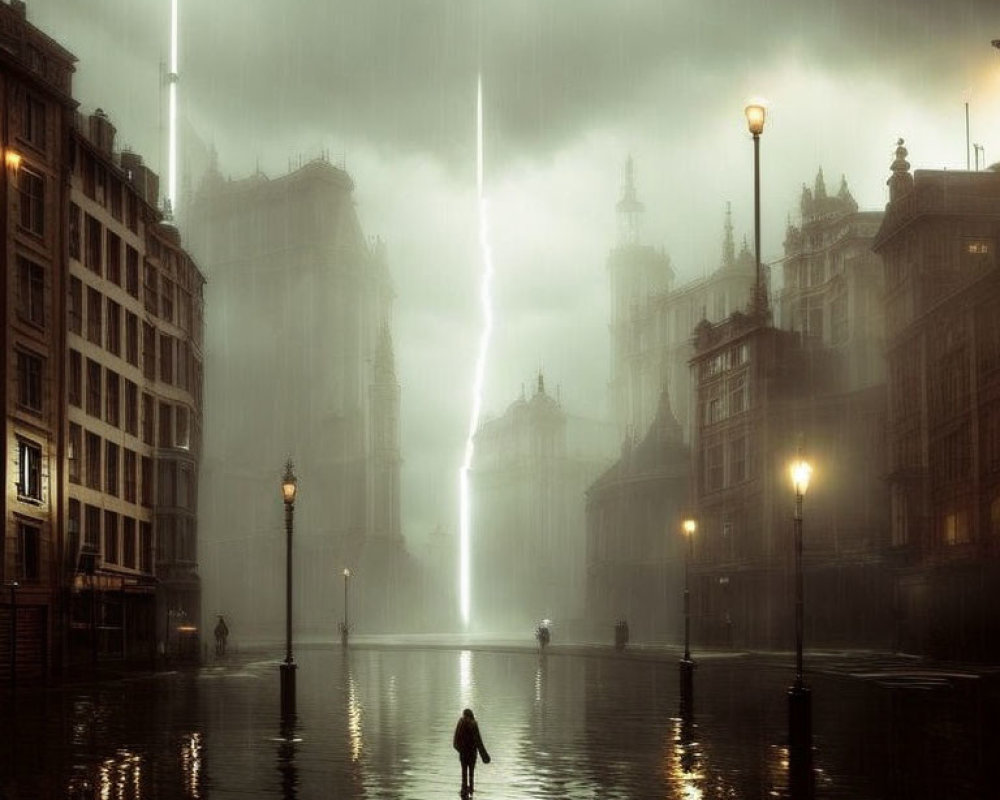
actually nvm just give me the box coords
[0,644,996,799]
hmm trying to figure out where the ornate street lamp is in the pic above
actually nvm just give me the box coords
[745,102,767,313]
[280,460,297,717]
[788,453,814,793]
[679,518,697,708]
[341,568,351,647]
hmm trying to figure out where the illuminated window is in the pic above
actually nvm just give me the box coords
[966,241,990,255]
[17,439,42,500]
[942,510,971,545]
[18,167,44,235]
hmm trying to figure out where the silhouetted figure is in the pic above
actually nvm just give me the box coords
[453,708,490,797]
[536,621,550,650]
[214,615,229,656]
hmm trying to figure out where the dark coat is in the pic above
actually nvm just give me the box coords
[453,716,490,764]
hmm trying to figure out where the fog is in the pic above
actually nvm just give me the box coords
[30,0,1000,638]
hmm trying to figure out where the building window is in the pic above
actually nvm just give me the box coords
[86,359,101,417]
[942,510,971,545]
[85,504,101,549]
[106,299,121,356]
[729,435,747,484]
[142,322,156,380]
[126,191,138,233]
[68,276,82,334]
[140,522,152,572]
[728,374,747,416]
[176,406,190,450]
[106,370,120,427]
[991,494,1000,539]
[85,431,101,490]
[104,511,119,565]
[158,460,176,506]
[125,312,138,366]
[126,246,139,297]
[69,349,82,407]
[160,333,174,384]
[830,287,848,345]
[124,379,138,436]
[69,202,81,260]
[123,449,137,503]
[87,287,102,345]
[179,464,193,510]
[123,517,136,569]
[68,499,81,551]
[18,256,44,327]
[17,439,42,500]
[21,94,46,149]
[142,393,155,445]
[18,167,44,235]
[85,214,102,273]
[706,440,723,493]
[16,349,43,413]
[68,423,82,484]
[140,456,153,507]
[15,521,40,582]
[105,441,119,497]
[144,260,158,315]
[177,340,189,390]
[159,401,173,447]
[106,230,122,285]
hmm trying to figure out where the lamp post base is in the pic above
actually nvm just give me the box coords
[787,683,813,798]
[679,657,695,714]
[280,661,297,718]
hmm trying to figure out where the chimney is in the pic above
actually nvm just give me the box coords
[88,109,116,156]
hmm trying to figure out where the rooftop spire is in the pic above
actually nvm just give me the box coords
[722,201,736,268]
[887,138,913,202]
[616,154,644,246]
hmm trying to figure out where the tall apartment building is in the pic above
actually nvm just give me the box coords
[1,0,74,681]
[608,158,757,443]
[874,141,1000,659]
[184,157,404,640]
[66,115,205,664]
[2,0,204,682]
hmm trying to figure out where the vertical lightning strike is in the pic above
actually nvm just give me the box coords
[167,0,178,214]
[459,74,494,629]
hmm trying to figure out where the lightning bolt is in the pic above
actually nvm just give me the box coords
[459,73,494,629]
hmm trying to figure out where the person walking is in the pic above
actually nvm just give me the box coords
[453,708,490,797]
[214,615,229,656]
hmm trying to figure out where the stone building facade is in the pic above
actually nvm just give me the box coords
[1,0,75,681]
[66,115,205,665]
[184,157,405,640]
[585,386,691,643]
[2,0,205,681]
[874,141,1000,659]
[608,158,757,443]
[471,375,613,634]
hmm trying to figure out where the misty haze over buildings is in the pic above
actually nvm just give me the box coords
[21,0,1000,637]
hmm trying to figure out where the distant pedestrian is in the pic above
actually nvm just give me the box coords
[214,615,229,656]
[453,708,490,797]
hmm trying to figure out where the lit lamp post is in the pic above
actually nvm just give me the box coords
[341,568,351,647]
[679,518,696,708]
[280,460,298,717]
[745,102,766,314]
[788,455,813,792]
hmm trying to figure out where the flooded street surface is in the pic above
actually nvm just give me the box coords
[0,646,995,799]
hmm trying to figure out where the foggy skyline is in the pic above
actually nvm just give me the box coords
[28,0,1000,544]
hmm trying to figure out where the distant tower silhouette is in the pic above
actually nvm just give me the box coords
[617,155,645,247]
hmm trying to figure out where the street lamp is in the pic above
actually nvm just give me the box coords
[789,458,812,689]
[679,518,696,708]
[745,102,767,314]
[788,454,814,793]
[341,568,351,647]
[280,459,298,717]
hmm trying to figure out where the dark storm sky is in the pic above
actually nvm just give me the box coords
[28,0,1000,544]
